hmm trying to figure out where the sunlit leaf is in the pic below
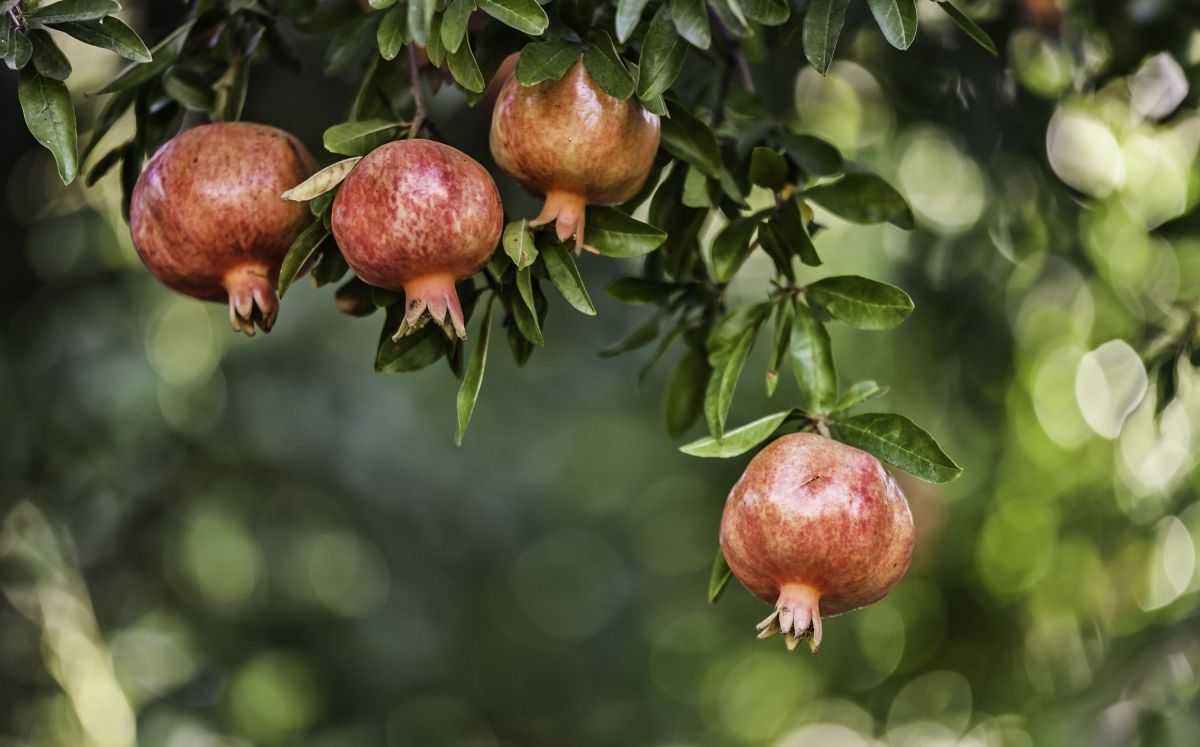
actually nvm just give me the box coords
[831,413,962,483]
[681,410,792,458]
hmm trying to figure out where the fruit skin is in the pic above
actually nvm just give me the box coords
[130,122,315,336]
[331,139,503,340]
[719,432,914,652]
[489,59,660,252]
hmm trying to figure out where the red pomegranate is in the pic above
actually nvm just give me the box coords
[489,59,660,252]
[330,140,503,339]
[719,433,915,652]
[129,122,315,335]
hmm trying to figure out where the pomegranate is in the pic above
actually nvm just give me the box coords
[719,433,915,652]
[489,59,660,252]
[330,139,503,339]
[130,122,315,335]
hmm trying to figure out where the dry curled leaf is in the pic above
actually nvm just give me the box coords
[281,157,362,202]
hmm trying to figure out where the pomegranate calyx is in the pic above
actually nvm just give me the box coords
[530,190,590,254]
[395,274,467,341]
[755,583,823,654]
[224,265,279,336]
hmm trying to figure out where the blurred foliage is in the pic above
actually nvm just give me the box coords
[2,1,1200,746]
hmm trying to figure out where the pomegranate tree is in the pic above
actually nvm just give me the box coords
[331,140,503,340]
[720,432,915,653]
[489,59,660,252]
[129,122,315,335]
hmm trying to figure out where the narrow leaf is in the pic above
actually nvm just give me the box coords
[834,380,889,412]
[866,0,918,50]
[27,0,120,24]
[323,119,401,156]
[789,301,837,414]
[681,410,792,458]
[582,31,635,99]
[708,548,733,604]
[636,4,687,102]
[516,39,580,86]
[831,413,962,483]
[936,0,997,56]
[477,0,549,35]
[540,241,597,315]
[615,0,652,43]
[669,0,711,49]
[665,346,709,439]
[447,37,485,93]
[806,173,914,229]
[585,206,667,257]
[278,219,330,296]
[55,18,151,62]
[18,67,77,183]
[806,275,914,330]
[455,303,493,445]
[503,219,538,268]
[660,101,721,178]
[377,4,408,60]
[802,0,849,75]
[441,0,474,54]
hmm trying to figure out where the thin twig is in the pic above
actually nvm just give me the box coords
[711,53,734,128]
[406,44,427,139]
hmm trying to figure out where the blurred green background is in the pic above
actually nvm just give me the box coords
[3,1,1200,746]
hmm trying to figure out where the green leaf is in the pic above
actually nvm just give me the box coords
[834,380,889,412]
[664,346,708,439]
[477,0,549,35]
[766,299,794,395]
[516,39,579,85]
[615,0,652,43]
[29,30,70,80]
[584,207,667,257]
[441,0,474,54]
[806,173,914,229]
[377,4,408,60]
[3,25,33,70]
[866,0,918,50]
[806,275,914,330]
[408,0,435,45]
[335,278,377,317]
[55,18,151,62]
[606,277,677,304]
[455,302,493,445]
[741,0,790,25]
[802,0,849,75]
[27,0,120,24]
[669,0,710,49]
[426,15,448,67]
[778,131,843,177]
[660,101,720,178]
[447,37,485,93]
[600,314,661,358]
[376,314,448,373]
[705,306,768,438]
[211,60,249,122]
[582,31,635,99]
[326,13,377,75]
[682,165,716,208]
[936,0,997,55]
[503,219,538,268]
[681,410,792,458]
[512,268,543,345]
[748,147,788,190]
[18,67,77,184]
[710,217,759,283]
[278,219,330,296]
[84,140,124,186]
[95,20,192,94]
[708,548,733,604]
[831,413,962,483]
[636,4,687,102]
[323,119,402,156]
[540,240,596,315]
[789,301,837,414]
[163,67,215,110]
